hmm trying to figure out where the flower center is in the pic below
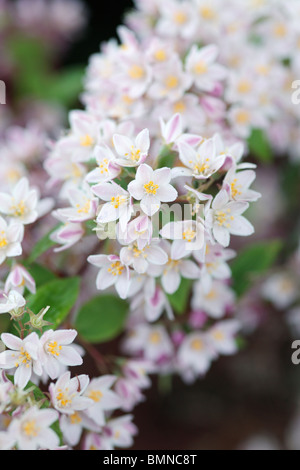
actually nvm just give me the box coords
[173,100,186,113]
[149,332,161,344]
[47,341,62,357]
[191,339,203,351]
[11,200,26,217]
[193,61,208,75]
[14,347,31,369]
[76,200,91,214]
[111,195,127,209]
[80,134,94,147]
[183,228,196,242]
[22,420,40,438]
[108,261,125,276]
[273,23,287,38]
[99,158,109,174]
[70,412,82,425]
[230,179,242,198]
[125,146,141,162]
[213,330,225,341]
[236,110,250,124]
[128,65,145,80]
[88,390,103,403]
[154,49,167,61]
[0,231,8,248]
[200,6,215,20]
[165,75,179,89]
[56,388,74,408]
[144,181,159,195]
[216,209,234,228]
[237,80,252,94]
[173,11,188,24]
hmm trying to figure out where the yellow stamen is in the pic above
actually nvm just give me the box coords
[80,134,94,147]
[88,390,103,403]
[108,261,125,276]
[128,65,145,80]
[22,420,40,438]
[144,181,159,195]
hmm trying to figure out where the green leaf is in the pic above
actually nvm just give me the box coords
[167,278,192,315]
[231,240,282,297]
[26,263,56,288]
[27,226,59,264]
[0,314,10,335]
[248,128,273,164]
[75,295,129,344]
[43,66,85,107]
[25,277,80,330]
[157,145,177,168]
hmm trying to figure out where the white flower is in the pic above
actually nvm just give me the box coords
[0,178,39,225]
[176,138,225,180]
[103,415,138,449]
[113,128,150,167]
[148,58,192,102]
[49,371,93,415]
[8,406,59,450]
[39,329,83,380]
[92,182,133,231]
[207,189,254,247]
[207,320,241,355]
[88,254,131,299]
[0,290,26,315]
[55,185,98,224]
[185,44,227,92]
[85,145,121,183]
[120,241,168,274]
[5,265,36,295]
[128,164,177,216]
[60,411,100,448]
[223,166,261,202]
[0,216,24,265]
[262,272,299,309]
[0,333,42,389]
[177,332,216,382]
[191,280,235,319]
[83,375,122,427]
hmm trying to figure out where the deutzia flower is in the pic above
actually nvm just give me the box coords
[103,415,138,449]
[39,329,83,380]
[0,290,26,315]
[128,164,178,216]
[176,138,226,180]
[113,128,150,167]
[50,371,93,415]
[60,411,100,448]
[262,272,299,309]
[55,185,98,224]
[83,375,122,427]
[5,265,36,295]
[185,44,227,92]
[191,280,235,319]
[8,406,59,450]
[0,177,39,225]
[120,241,168,274]
[0,216,24,265]
[223,165,261,202]
[85,145,121,183]
[206,189,254,247]
[92,182,133,231]
[88,254,131,299]
[177,332,217,382]
[207,320,241,356]
[0,332,42,389]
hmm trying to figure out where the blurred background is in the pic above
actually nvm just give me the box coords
[1,0,300,450]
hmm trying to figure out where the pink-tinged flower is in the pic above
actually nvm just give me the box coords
[113,128,150,167]
[117,215,153,250]
[83,375,122,427]
[50,214,85,253]
[160,113,183,145]
[185,44,227,92]
[124,324,174,364]
[57,111,100,162]
[223,166,261,202]
[55,186,98,224]
[0,290,26,315]
[160,219,205,252]
[116,360,154,411]
[85,145,121,183]
[191,280,235,319]
[49,372,93,415]
[206,189,254,247]
[117,53,152,99]
[176,138,226,180]
[148,58,192,102]
[177,332,217,382]
[5,265,36,295]
[193,242,236,292]
[82,432,113,451]
[115,378,145,412]
[92,182,133,231]
[120,241,168,274]
[0,431,15,451]
[262,272,299,310]
[103,415,138,449]
[0,332,42,389]
[0,217,24,265]
[39,329,83,380]
[128,164,177,216]
[149,240,200,294]
[207,320,241,355]
[123,359,154,389]
[0,178,39,225]
[60,411,100,448]
[88,254,131,299]
[8,406,59,451]
[0,372,14,413]
[156,0,198,39]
